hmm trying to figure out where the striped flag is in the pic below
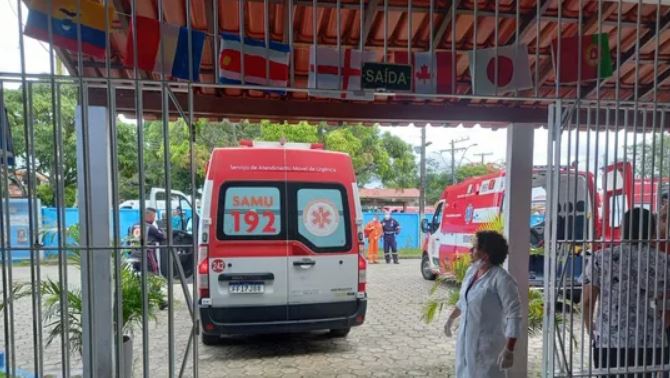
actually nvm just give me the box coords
[24,0,114,59]
[308,46,374,100]
[219,33,290,88]
[124,16,206,81]
[0,108,14,167]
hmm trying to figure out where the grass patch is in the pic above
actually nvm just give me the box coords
[399,248,422,258]
[3,254,79,268]
[364,248,422,259]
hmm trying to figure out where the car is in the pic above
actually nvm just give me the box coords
[197,140,367,344]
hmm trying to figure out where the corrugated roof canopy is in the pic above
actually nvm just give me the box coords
[52,0,670,125]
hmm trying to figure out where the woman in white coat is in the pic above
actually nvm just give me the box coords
[443,230,522,378]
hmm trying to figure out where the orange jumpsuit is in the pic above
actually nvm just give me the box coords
[365,220,383,263]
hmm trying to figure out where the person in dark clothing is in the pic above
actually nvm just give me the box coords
[381,211,401,264]
[145,207,166,274]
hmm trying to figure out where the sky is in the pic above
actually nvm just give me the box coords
[380,125,551,168]
[0,0,52,80]
[0,0,636,176]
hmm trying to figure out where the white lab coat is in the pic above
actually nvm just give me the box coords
[455,265,522,378]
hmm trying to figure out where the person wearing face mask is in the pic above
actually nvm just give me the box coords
[380,211,401,264]
[443,230,521,378]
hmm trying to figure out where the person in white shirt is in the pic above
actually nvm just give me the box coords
[443,230,522,378]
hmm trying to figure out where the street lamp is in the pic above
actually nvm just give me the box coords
[458,143,478,167]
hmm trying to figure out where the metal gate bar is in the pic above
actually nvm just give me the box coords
[0,0,667,377]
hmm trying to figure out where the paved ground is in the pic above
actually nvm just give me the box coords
[1,260,547,377]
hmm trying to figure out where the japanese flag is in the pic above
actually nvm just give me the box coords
[468,44,532,95]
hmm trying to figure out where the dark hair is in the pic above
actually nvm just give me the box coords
[146,207,158,214]
[475,230,509,266]
[622,207,655,242]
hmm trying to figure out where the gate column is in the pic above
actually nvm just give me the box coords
[503,123,534,377]
[76,105,114,377]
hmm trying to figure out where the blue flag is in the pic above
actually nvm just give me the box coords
[0,106,15,167]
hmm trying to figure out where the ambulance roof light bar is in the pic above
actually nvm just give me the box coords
[239,139,324,150]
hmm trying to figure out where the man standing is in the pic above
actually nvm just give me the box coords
[381,211,401,264]
[364,216,383,264]
[145,207,166,274]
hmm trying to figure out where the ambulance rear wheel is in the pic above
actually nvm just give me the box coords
[421,254,436,281]
[328,328,350,338]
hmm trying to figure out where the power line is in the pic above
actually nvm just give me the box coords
[440,137,475,184]
[473,152,493,165]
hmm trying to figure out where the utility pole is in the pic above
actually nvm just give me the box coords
[419,127,429,220]
[442,137,470,184]
[416,127,432,225]
[474,152,493,165]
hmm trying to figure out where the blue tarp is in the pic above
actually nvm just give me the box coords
[362,212,433,251]
[3,202,545,260]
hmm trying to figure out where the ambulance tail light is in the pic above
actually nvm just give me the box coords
[197,245,209,299]
[358,254,367,294]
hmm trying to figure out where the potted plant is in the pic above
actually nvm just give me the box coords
[39,264,164,376]
[421,214,562,335]
[6,224,166,377]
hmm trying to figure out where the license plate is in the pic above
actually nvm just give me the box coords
[229,281,264,294]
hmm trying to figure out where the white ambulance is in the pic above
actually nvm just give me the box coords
[197,141,367,344]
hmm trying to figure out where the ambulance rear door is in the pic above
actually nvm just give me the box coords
[287,182,358,316]
[602,162,633,241]
[208,181,290,317]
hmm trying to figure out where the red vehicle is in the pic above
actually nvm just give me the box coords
[196,140,367,344]
[420,162,662,286]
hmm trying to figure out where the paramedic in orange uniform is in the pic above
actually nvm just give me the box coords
[365,216,383,263]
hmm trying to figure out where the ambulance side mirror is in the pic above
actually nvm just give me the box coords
[421,219,431,234]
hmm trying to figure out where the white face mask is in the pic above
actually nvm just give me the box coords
[384,214,390,220]
[471,259,483,269]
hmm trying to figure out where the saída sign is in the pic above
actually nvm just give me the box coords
[361,63,412,91]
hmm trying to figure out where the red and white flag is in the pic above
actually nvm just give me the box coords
[219,33,290,88]
[124,15,206,81]
[468,44,532,95]
[394,51,455,94]
[308,46,374,100]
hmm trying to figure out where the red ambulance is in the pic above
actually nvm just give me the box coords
[420,162,655,286]
[197,140,367,344]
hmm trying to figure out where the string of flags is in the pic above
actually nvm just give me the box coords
[22,2,615,95]
[123,15,205,81]
[24,0,115,60]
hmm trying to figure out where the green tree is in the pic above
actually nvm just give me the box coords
[6,88,422,205]
[379,132,418,189]
[324,125,392,185]
[424,163,495,205]
[6,84,79,206]
[455,163,493,182]
[627,135,670,178]
[425,171,451,205]
[257,122,410,188]
[259,121,320,143]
